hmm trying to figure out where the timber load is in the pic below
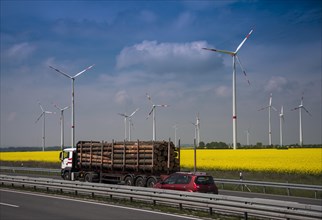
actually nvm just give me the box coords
[76,140,180,174]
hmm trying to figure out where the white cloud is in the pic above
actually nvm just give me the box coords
[114,90,132,105]
[265,76,288,92]
[116,40,223,74]
[215,85,230,97]
[6,42,36,60]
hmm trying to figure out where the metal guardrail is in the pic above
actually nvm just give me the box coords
[215,178,322,199]
[0,175,321,220]
[1,166,321,198]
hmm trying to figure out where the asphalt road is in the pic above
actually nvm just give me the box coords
[0,189,202,220]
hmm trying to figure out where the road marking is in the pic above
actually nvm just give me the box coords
[0,189,201,220]
[0,202,19,208]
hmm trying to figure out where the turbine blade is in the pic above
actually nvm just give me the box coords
[235,29,253,53]
[35,112,44,123]
[235,55,250,85]
[156,104,169,107]
[302,106,312,116]
[118,113,128,117]
[62,106,70,111]
[129,108,139,117]
[202,48,235,55]
[146,93,154,104]
[38,102,44,112]
[290,107,299,111]
[73,64,95,78]
[49,66,72,79]
[45,111,54,114]
[271,106,278,111]
[148,106,154,116]
[258,106,269,111]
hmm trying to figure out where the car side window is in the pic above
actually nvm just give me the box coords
[176,175,191,184]
[195,176,214,185]
[164,174,178,184]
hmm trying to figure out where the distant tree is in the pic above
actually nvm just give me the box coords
[255,142,263,148]
[199,141,205,148]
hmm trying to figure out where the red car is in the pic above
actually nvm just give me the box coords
[154,172,218,194]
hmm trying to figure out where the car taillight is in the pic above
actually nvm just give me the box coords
[193,182,200,191]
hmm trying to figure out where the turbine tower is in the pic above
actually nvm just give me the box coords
[35,102,55,151]
[49,64,95,148]
[291,96,311,146]
[146,93,169,141]
[258,93,277,146]
[53,103,70,151]
[118,108,139,141]
[279,106,284,147]
[203,29,253,150]
[173,124,178,147]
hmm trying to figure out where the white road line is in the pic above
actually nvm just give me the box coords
[0,189,202,220]
[0,202,19,208]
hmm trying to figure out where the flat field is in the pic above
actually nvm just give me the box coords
[1,148,321,175]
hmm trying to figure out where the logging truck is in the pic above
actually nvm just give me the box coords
[60,140,180,187]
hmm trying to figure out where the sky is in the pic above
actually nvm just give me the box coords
[1,0,321,148]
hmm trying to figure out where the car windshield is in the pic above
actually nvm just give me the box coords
[195,176,214,185]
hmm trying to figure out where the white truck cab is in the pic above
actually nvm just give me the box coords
[60,148,76,170]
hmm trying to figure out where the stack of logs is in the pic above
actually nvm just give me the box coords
[76,140,180,173]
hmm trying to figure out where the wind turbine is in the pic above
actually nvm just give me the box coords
[49,64,95,148]
[118,108,139,141]
[258,93,277,146]
[291,96,312,146]
[146,93,169,141]
[190,113,200,147]
[203,29,253,150]
[35,102,55,151]
[53,103,70,151]
[279,106,284,147]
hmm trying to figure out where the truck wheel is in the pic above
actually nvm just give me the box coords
[63,171,70,180]
[146,177,158,188]
[135,176,145,187]
[124,176,134,186]
[84,173,92,182]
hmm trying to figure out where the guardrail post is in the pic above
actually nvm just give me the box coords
[244,211,248,220]
[179,203,183,210]
[287,187,290,196]
[263,186,266,194]
[209,207,213,215]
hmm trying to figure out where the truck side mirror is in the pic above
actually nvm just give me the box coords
[59,152,63,161]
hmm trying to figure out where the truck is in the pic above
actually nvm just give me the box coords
[60,140,180,187]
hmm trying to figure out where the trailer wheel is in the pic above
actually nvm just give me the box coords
[124,176,134,186]
[146,177,158,188]
[84,173,92,182]
[135,176,145,187]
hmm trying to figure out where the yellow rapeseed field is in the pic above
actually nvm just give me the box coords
[180,148,322,175]
[1,148,321,174]
[0,151,60,163]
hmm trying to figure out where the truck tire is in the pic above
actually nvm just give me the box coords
[124,176,134,186]
[146,176,158,188]
[135,176,145,187]
[84,173,93,182]
[63,171,70,180]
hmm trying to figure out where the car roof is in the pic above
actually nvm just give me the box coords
[175,172,209,176]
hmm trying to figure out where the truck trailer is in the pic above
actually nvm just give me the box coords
[60,140,180,187]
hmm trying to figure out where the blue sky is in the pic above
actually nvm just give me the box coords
[1,0,321,147]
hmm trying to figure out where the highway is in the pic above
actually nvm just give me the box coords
[0,189,202,220]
